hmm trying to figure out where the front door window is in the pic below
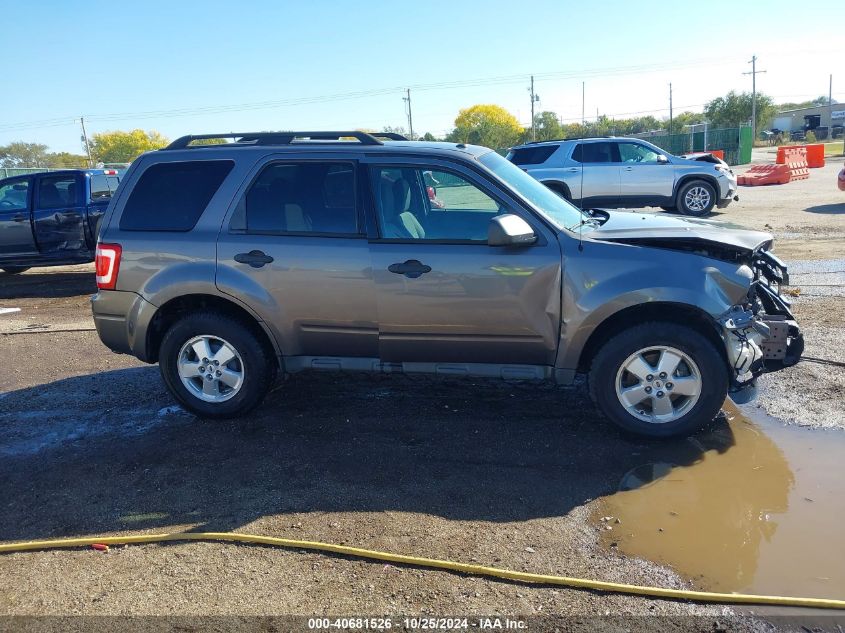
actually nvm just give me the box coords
[370,167,501,242]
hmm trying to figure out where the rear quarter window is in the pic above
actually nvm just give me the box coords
[90,174,121,201]
[508,145,558,166]
[119,160,233,231]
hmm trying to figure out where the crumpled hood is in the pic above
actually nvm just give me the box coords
[585,210,773,253]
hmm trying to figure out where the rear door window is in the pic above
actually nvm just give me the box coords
[90,174,121,201]
[571,142,619,163]
[37,174,79,209]
[119,160,233,231]
[508,145,558,166]
[240,162,358,235]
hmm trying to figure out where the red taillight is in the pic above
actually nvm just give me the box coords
[103,169,117,175]
[95,243,122,290]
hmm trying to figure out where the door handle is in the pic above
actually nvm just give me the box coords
[388,259,431,279]
[234,250,274,268]
[624,166,634,171]
[566,168,579,173]
[12,214,26,222]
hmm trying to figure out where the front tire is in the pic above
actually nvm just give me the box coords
[159,311,276,418]
[676,180,716,216]
[1,266,30,274]
[588,322,728,438]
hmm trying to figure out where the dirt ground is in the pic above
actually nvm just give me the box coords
[0,161,843,628]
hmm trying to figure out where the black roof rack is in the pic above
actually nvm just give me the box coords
[524,136,617,145]
[164,130,407,150]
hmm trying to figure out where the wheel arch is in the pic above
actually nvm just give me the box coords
[576,301,727,373]
[674,174,719,203]
[541,179,572,199]
[145,293,280,365]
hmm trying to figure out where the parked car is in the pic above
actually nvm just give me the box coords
[91,131,801,437]
[839,162,845,191]
[507,137,739,216]
[0,169,122,274]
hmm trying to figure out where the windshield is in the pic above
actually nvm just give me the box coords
[478,151,589,231]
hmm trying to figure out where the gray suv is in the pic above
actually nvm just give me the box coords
[507,137,739,216]
[92,131,801,437]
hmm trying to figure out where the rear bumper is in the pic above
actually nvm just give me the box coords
[91,290,157,362]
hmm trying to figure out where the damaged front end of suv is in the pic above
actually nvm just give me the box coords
[589,211,804,406]
[718,248,803,403]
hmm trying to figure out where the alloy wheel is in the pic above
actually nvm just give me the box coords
[615,345,702,424]
[177,335,245,403]
[684,186,711,213]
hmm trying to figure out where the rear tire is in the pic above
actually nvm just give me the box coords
[588,322,728,438]
[1,266,30,274]
[159,311,276,419]
[676,180,716,216]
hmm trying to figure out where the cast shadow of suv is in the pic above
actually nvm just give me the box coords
[0,367,739,542]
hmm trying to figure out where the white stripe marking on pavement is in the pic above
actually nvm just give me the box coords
[0,308,21,316]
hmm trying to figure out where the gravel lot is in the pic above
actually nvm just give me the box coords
[0,159,842,627]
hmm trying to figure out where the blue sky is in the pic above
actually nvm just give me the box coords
[2,0,842,153]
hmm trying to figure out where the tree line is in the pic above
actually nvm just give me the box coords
[0,89,811,168]
[436,91,782,150]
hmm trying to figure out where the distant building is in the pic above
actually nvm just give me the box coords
[771,103,845,137]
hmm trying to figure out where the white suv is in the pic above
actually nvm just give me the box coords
[507,137,738,216]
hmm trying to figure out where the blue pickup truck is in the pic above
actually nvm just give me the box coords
[0,169,121,274]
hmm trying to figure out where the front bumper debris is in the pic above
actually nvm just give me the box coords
[719,250,803,397]
[717,192,739,209]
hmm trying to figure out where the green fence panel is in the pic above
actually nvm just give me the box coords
[739,125,752,164]
[638,128,744,165]
[1,167,63,178]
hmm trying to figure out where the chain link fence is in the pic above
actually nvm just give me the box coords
[0,167,75,179]
[630,126,752,165]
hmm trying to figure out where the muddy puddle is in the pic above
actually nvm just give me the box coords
[597,402,845,600]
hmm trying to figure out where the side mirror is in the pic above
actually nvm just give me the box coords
[488,214,537,247]
[657,154,669,164]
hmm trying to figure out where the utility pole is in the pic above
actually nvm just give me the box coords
[79,117,93,168]
[830,74,834,106]
[581,81,585,126]
[743,55,766,139]
[528,75,540,141]
[669,82,673,136]
[403,89,414,140]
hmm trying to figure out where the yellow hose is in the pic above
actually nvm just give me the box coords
[2,531,843,610]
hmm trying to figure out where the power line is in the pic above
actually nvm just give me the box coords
[0,56,747,134]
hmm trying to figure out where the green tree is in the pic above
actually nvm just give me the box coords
[47,151,89,168]
[381,125,408,138]
[89,129,169,163]
[449,104,523,149]
[0,142,50,168]
[421,132,437,141]
[188,138,228,146]
[532,111,563,141]
[778,95,835,111]
[704,91,775,135]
